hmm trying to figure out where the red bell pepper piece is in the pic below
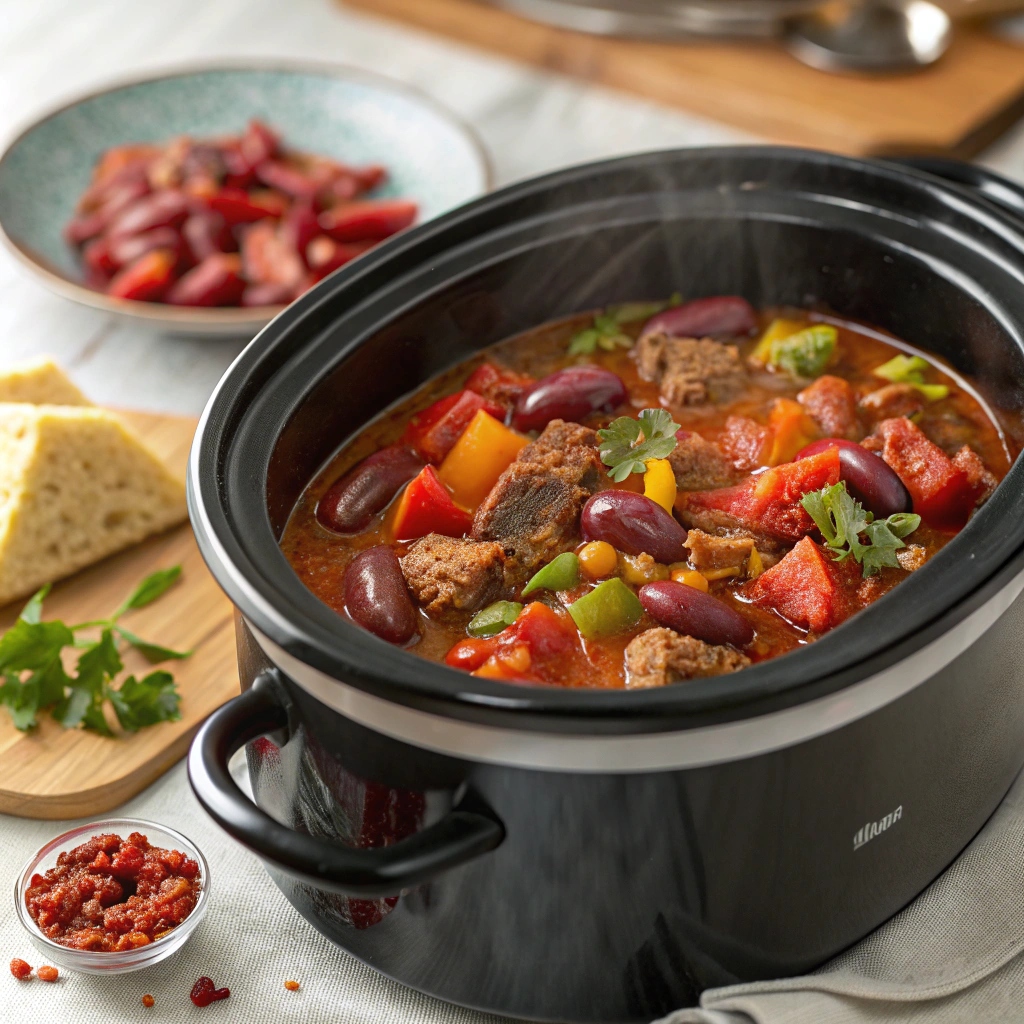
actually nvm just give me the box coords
[679,448,841,542]
[166,253,245,307]
[106,248,177,302]
[874,417,979,531]
[391,466,472,540]
[445,602,580,681]
[464,363,535,406]
[744,536,858,633]
[401,390,507,464]
[207,187,284,225]
[718,415,772,471]
[240,220,304,288]
[318,198,418,243]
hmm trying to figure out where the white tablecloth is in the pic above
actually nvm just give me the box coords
[3,1,1024,1021]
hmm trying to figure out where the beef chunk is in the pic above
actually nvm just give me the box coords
[798,375,861,440]
[685,529,754,571]
[625,628,750,688]
[472,419,602,587]
[400,534,506,615]
[952,445,998,507]
[634,331,746,406]
[669,431,736,491]
[860,383,925,422]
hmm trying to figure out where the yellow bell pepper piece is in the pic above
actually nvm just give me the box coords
[438,409,528,510]
[618,552,670,585]
[643,458,677,514]
[702,566,741,582]
[747,546,764,579]
[750,318,807,365]
[766,398,818,466]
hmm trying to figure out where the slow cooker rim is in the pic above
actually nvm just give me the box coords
[189,144,1024,733]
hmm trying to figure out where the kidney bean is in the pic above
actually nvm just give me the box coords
[512,366,626,432]
[316,445,424,533]
[241,281,295,307]
[106,190,191,240]
[182,212,234,261]
[795,438,911,518]
[581,491,688,565]
[166,253,245,307]
[642,296,757,338]
[344,546,419,645]
[318,198,418,243]
[639,581,754,648]
[107,227,184,271]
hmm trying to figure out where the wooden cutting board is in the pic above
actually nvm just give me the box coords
[343,0,1024,157]
[0,410,239,820]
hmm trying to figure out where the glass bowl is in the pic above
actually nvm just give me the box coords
[15,817,210,974]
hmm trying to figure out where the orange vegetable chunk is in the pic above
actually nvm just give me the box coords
[438,409,528,510]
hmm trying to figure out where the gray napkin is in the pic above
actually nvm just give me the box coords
[658,767,1024,1024]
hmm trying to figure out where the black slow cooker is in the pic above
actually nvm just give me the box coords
[187,148,1024,1022]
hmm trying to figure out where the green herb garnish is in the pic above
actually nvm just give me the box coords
[597,408,681,483]
[0,567,189,734]
[800,482,921,577]
[568,296,680,356]
[523,552,581,596]
[467,601,523,639]
[872,354,949,401]
[770,325,837,379]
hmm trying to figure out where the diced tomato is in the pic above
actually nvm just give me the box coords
[391,466,472,540]
[874,417,979,531]
[446,602,580,682]
[401,390,507,464]
[318,199,418,243]
[464,363,535,406]
[680,448,841,542]
[718,415,772,471]
[107,248,177,302]
[744,536,858,633]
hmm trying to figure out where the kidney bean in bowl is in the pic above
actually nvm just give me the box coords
[14,818,210,974]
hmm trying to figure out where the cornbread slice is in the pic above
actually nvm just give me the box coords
[0,358,90,406]
[0,403,187,605]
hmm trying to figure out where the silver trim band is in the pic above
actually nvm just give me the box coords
[249,564,1024,773]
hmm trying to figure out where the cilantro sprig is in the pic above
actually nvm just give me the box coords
[0,567,189,734]
[597,408,681,482]
[800,482,921,577]
[568,296,681,356]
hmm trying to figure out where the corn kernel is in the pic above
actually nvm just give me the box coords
[702,566,741,582]
[618,552,670,585]
[669,566,709,592]
[747,546,764,579]
[579,540,618,579]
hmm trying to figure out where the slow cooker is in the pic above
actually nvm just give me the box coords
[187,147,1024,1021]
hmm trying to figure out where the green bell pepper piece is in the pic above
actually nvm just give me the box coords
[769,325,837,379]
[872,353,949,401]
[568,578,643,639]
[522,552,581,597]
[467,601,523,638]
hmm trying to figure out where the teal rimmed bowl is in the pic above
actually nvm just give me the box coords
[0,62,492,337]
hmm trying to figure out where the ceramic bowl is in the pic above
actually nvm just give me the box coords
[0,62,492,337]
[15,818,210,974]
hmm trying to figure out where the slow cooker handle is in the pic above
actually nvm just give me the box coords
[887,157,1024,225]
[187,673,506,897]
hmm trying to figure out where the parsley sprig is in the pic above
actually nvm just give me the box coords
[597,408,681,482]
[0,567,189,734]
[568,297,680,356]
[800,482,921,577]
